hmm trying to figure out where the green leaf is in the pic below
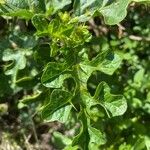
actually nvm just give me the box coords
[82,82,127,119]
[72,109,106,149]
[145,136,150,150]
[73,0,132,25]
[9,33,37,49]
[41,62,69,86]
[19,93,41,104]
[0,8,33,19]
[78,50,122,85]
[93,82,127,117]
[5,0,29,9]
[44,74,71,88]
[42,89,72,120]
[133,137,146,150]
[32,14,48,34]
[132,136,150,150]
[20,90,50,105]
[0,1,33,19]
[88,125,106,149]
[0,0,46,18]
[100,0,130,25]
[52,131,72,147]
[46,0,71,14]
[0,33,36,88]
[90,50,122,75]
[15,76,38,90]
[43,105,72,123]
[73,0,103,16]
[72,109,89,150]
[2,49,26,75]
[134,69,144,83]
[72,0,104,22]
[64,145,79,150]
[29,0,46,12]
[81,92,105,119]
[48,18,60,36]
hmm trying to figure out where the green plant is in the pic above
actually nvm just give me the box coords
[0,0,150,149]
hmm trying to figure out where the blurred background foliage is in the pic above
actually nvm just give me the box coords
[0,1,150,150]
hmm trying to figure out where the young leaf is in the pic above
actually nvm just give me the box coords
[32,14,48,34]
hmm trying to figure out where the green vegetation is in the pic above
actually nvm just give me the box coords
[0,0,150,149]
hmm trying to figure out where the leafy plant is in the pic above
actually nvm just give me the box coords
[0,0,150,149]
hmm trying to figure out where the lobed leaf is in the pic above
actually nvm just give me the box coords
[42,89,72,120]
[78,50,122,85]
[2,49,26,75]
[32,14,48,34]
[93,82,127,117]
[41,62,70,86]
